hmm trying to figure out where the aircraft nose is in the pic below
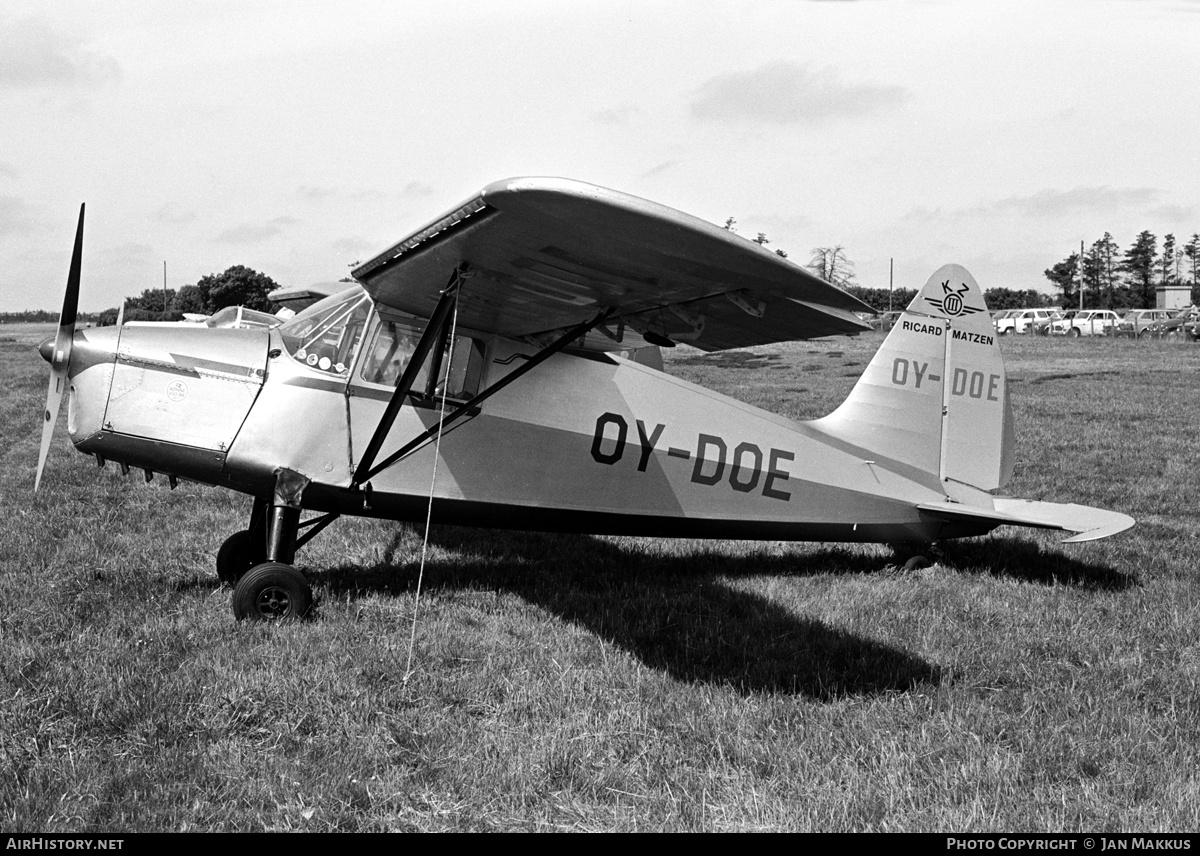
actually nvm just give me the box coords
[38,336,55,364]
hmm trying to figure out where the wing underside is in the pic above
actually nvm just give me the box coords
[352,177,871,352]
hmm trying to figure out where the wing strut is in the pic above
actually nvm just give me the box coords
[355,307,614,486]
[351,264,468,488]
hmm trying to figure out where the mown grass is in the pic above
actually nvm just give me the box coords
[1,323,1198,831]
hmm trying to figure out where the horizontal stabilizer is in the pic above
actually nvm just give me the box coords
[918,498,1135,543]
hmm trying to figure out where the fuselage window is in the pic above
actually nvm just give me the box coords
[278,287,370,375]
[360,314,485,399]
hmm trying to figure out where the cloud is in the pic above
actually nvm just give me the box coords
[215,216,299,244]
[0,195,40,238]
[0,18,119,89]
[904,187,1165,224]
[592,104,641,125]
[402,182,433,197]
[1149,203,1196,223]
[298,185,337,203]
[298,185,388,204]
[330,236,380,259]
[640,161,679,179]
[153,203,196,225]
[992,186,1162,218]
[102,241,155,259]
[690,61,906,125]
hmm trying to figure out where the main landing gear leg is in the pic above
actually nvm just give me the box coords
[232,471,314,622]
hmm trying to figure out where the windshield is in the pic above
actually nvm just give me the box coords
[278,286,370,375]
[205,305,281,329]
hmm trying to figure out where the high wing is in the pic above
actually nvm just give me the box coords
[352,177,872,351]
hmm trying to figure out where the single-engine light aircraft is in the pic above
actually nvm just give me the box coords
[36,178,1134,621]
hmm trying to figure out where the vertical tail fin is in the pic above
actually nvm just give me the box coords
[812,264,1014,491]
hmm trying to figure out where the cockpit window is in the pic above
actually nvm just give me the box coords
[279,287,370,375]
[359,313,484,400]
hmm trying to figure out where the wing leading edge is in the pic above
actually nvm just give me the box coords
[352,177,872,352]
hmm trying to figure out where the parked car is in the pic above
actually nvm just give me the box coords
[1049,309,1121,337]
[1114,309,1172,338]
[872,310,904,331]
[991,309,1017,327]
[1032,310,1069,336]
[1146,308,1200,338]
[995,308,1053,335]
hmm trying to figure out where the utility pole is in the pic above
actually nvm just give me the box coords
[889,257,894,312]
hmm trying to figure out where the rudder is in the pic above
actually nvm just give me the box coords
[811,264,1014,491]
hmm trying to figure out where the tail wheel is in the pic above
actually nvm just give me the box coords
[232,562,312,622]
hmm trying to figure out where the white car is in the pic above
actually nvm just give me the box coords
[995,308,1052,335]
[1050,309,1121,337]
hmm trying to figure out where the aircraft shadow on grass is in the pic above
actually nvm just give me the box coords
[299,526,1129,699]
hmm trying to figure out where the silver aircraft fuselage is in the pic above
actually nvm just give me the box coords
[61,290,984,546]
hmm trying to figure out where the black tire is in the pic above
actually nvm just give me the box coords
[1068,328,1081,338]
[216,529,265,585]
[232,562,312,622]
[903,555,932,571]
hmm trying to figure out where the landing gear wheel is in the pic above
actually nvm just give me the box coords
[216,530,265,585]
[232,562,312,622]
[888,541,941,571]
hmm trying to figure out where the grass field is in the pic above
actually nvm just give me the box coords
[2,322,1198,831]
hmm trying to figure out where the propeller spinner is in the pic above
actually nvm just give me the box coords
[35,203,85,492]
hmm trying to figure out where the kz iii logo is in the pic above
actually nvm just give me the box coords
[924,280,984,317]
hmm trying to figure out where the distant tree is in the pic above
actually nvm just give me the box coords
[1160,233,1179,291]
[123,287,179,321]
[1121,231,1157,309]
[1090,233,1122,308]
[1044,252,1080,307]
[845,286,918,313]
[983,287,1048,310]
[807,246,856,289]
[723,217,737,232]
[1,309,57,323]
[197,265,279,313]
[170,284,208,316]
[1184,234,1200,303]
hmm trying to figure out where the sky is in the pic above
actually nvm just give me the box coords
[2,0,1198,312]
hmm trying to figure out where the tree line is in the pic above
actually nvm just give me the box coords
[1,266,282,325]
[1044,232,1200,310]
[724,220,1054,314]
[729,218,1200,315]
[99,265,281,325]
